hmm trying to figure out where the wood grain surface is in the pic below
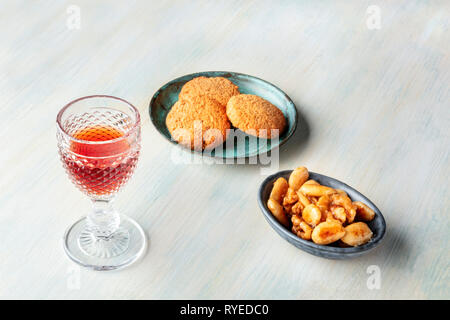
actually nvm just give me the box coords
[0,0,448,299]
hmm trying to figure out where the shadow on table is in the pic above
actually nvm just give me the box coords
[374,223,410,268]
[278,105,311,163]
[334,222,409,265]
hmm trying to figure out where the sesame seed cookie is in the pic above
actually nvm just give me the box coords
[179,76,240,108]
[166,95,230,150]
[226,94,286,139]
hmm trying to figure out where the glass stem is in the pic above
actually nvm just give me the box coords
[86,199,120,239]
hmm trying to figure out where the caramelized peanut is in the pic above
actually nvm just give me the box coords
[291,215,312,240]
[297,191,311,207]
[330,194,356,223]
[303,179,319,186]
[283,203,294,216]
[291,201,304,215]
[267,198,290,227]
[353,201,375,221]
[311,221,346,245]
[330,205,346,224]
[283,188,299,206]
[341,222,373,246]
[335,189,348,197]
[326,212,342,224]
[269,177,288,203]
[302,204,322,227]
[288,167,309,191]
[299,184,337,197]
[316,195,330,220]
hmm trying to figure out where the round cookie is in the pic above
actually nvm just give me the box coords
[166,95,230,150]
[179,76,240,107]
[226,94,286,139]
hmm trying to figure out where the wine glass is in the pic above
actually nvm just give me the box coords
[57,95,146,271]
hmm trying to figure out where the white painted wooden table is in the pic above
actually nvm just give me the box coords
[0,0,449,299]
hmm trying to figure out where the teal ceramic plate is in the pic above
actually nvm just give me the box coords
[149,71,298,158]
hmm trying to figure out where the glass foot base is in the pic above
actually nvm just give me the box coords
[63,215,147,271]
[78,227,130,258]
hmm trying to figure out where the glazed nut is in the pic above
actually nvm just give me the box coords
[315,195,330,220]
[316,195,330,208]
[335,189,348,197]
[283,188,299,205]
[303,179,320,186]
[320,210,329,222]
[283,203,294,216]
[288,166,309,191]
[353,201,375,221]
[330,205,347,224]
[311,220,346,245]
[302,204,322,227]
[291,214,302,226]
[269,177,288,203]
[341,222,373,246]
[331,193,356,223]
[299,184,337,197]
[309,196,319,204]
[291,215,312,240]
[291,201,304,215]
[267,198,290,227]
[326,211,341,223]
[297,191,311,207]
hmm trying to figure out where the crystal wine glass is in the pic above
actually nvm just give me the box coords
[57,95,146,271]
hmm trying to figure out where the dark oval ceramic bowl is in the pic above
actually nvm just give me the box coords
[258,170,386,259]
[149,71,298,159]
